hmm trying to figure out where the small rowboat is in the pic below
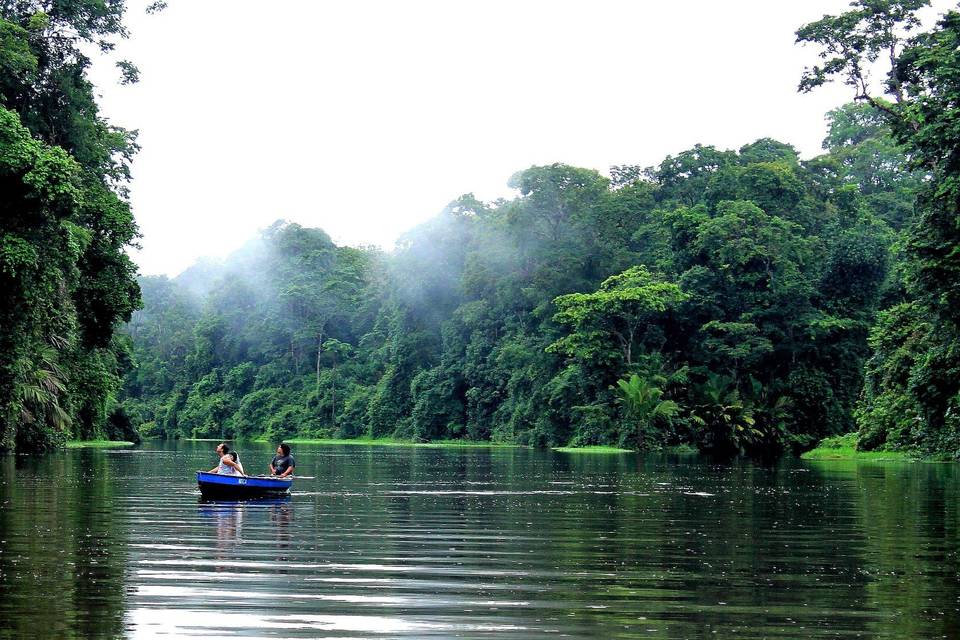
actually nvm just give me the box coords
[196,471,293,499]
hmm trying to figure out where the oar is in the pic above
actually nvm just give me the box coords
[253,475,316,479]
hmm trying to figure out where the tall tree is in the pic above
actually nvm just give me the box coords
[549,266,685,371]
[0,1,152,450]
[799,1,960,453]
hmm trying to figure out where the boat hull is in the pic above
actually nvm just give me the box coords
[196,471,293,499]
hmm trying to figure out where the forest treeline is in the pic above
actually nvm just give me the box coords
[5,1,960,458]
[119,101,917,457]
[0,1,142,451]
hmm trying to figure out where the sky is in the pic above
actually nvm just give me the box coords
[87,0,947,277]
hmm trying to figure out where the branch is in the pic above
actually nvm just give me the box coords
[888,43,905,103]
[856,93,900,121]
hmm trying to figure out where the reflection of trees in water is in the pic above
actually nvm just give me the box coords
[6,444,960,639]
[0,450,128,638]
[838,463,960,638]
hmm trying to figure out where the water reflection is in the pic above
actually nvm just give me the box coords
[0,450,129,639]
[197,501,244,570]
[2,442,960,638]
[270,499,293,562]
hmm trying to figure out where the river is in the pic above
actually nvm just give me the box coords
[1,441,958,638]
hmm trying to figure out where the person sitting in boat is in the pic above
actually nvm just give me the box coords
[208,443,243,475]
[269,443,295,477]
[229,451,245,475]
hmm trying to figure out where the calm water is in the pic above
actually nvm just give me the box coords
[1,442,959,639]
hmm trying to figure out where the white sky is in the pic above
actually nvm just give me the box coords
[87,1,948,277]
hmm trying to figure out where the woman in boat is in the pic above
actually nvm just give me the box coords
[208,443,243,475]
[229,451,245,475]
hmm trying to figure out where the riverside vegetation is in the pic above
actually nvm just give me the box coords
[0,1,145,451]
[4,1,960,460]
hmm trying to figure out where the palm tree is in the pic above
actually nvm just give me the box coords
[742,376,794,454]
[8,344,71,450]
[614,374,680,449]
[690,372,757,456]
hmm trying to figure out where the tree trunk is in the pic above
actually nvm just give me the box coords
[331,362,336,429]
[315,333,323,396]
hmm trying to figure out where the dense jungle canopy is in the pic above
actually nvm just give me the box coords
[0,0,142,451]
[119,114,917,457]
[4,0,960,458]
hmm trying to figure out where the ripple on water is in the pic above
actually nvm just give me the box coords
[2,443,960,639]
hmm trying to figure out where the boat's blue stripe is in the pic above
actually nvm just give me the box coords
[196,472,292,489]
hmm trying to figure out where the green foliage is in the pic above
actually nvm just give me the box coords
[0,2,141,451]
[801,431,918,460]
[796,1,929,100]
[2,0,939,460]
[232,388,286,439]
[613,374,679,450]
[410,366,463,442]
[821,103,920,229]
[119,108,915,457]
[550,266,685,369]
[11,344,71,448]
[689,373,757,457]
[855,302,929,450]
[265,404,318,442]
[114,71,921,458]
[799,2,960,456]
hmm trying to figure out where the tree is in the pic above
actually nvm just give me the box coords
[320,339,352,428]
[0,1,144,451]
[0,106,82,449]
[613,373,680,450]
[549,266,686,370]
[650,144,737,206]
[799,2,960,453]
[689,372,758,457]
[796,0,928,115]
[672,200,815,379]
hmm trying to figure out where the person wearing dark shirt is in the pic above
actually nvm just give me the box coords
[270,443,295,477]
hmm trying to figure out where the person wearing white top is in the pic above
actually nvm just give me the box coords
[207,442,243,475]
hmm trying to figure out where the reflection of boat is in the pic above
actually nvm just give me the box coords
[196,471,292,499]
[198,495,292,506]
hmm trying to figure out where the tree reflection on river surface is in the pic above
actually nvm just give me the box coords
[1,441,959,638]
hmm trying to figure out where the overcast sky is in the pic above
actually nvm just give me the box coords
[87,1,947,277]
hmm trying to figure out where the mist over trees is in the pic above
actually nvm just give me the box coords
[121,96,922,456]
[4,0,960,459]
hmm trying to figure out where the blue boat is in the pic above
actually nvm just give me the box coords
[196,471,293,499]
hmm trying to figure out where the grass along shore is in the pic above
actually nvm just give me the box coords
[178,438,700,455]
[552,445,634,453]
[269,437,521,448]
[801,433,919,462]
[66,440,135,448]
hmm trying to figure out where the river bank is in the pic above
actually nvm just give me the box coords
[801,433,919,462]
[66,440,135,448]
